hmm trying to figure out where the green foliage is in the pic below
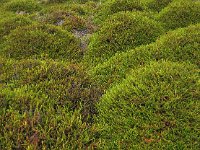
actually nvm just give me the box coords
[41,0,66,3]
[85,11,164,66]
[1,24,82,61]
[1,0,199,149]
[5,0,42,13]
[89,44,154,88]
[96,61,200,149]
[152,23,200,65]
[0,0,9,3]
[37,9,88,31]
[108,0,146,13]
[0,58,102,149]
[147,0,173,12]
[89,24,200,89]
[95,0,147,23]
[0,15,33,41]
[157,0,200,30]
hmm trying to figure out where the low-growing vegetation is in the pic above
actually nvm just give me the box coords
[157,0,200,30]
[5,0,42,13]
[89,23,200,89]
[1,24,82,61]
[85,11,164,66]
[0,0,199,149]
[96,61,200,149]
[0,15,33,40]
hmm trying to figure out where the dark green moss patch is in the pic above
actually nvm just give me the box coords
[157,0,200,30]
[97,61,200,149]
[95,0,147,23]
[0,58,102,149]
[5,0,42,13]
[1,24,82,61]
[0,15,33,41]
[89,23,200,89]
[85,11,164,66]
[147,0,173,12]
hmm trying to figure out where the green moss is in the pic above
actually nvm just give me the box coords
[89,44,154,88]
[0,0,199,149]
[5,0,42,13]
[1,58,102,119]
[0,15,33,41]
[36,9,87,31]
[97,61,200,149]
[1,24,82,61]
[147,0,173,12]
[0,0,9,4]
[0,58,102,149]
[95,0,147,23]
[85,11,164,66]
[152,23,200,65]
[90,23,200,89]
[157,0,200,30]
[41,0,66,3]
[108,0,145,13]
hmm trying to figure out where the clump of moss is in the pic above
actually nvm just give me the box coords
[37,9,88,31]
[1,58,102,119]
[85,11,164,66]
[95,0,147,23]
[89,44,154,88]
[147,0,173,12]
[0,58,102,149]
[157,0,200,30]
[0,0,9,4]
[5,0,42,13]
[1,24,82,61]
[0,15,33,40]
[89,23,200,89]
[152,23,200,65]
[97,61,200,149]
[39,0,66,3]
[108,0,145,13]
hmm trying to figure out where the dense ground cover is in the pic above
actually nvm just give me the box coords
[0,0,199,149]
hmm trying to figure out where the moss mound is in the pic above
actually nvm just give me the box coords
[89,44,153,88]
[96,0,145,23]
[37,9,88,31]
[0,0,9,4]
[90,23,200,89]
[108,0,145,13]
[0,58,102,149]
[1,24,82,61]
[97,61,200,149]
[152,23,200,65]
[147,0,173,12]
[0,15,32,41]
[157,0,200,30]
[85,11,164,66]
[95,0,146,23]
[1,58,102,119]
[41,0,66,3]
[5,0,42,13]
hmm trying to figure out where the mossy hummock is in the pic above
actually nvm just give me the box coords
[0,58,102,149]
[0,15,33,40]
[5,0,42,13]
[147,0,173,12]
[89,23,200,89]
[85,11,164,66]
[157,0,200,30]
[2,24,82,61]
[95,0,147,23]
[97,61,200,149]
